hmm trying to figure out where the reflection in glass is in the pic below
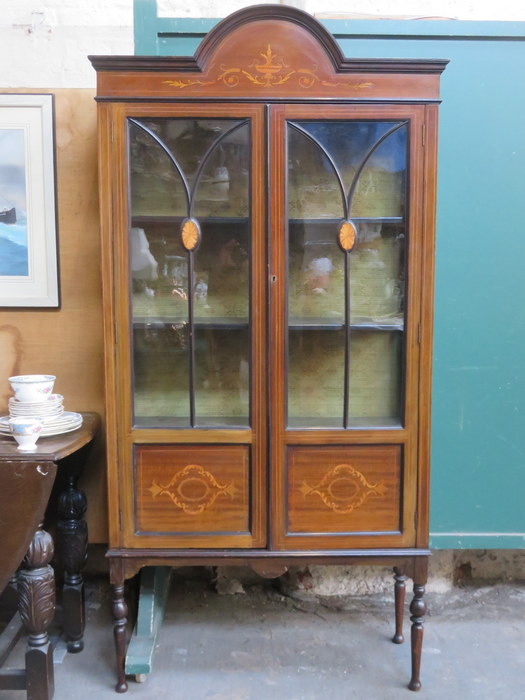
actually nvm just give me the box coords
[286,120,407,428]
[128,117,251,427]
[288,330,402,428]
[193,125,250,219]
[288,222,404,326]
[348,331,402,423]
[129,118,249,218]
[288,121,406,219]
[288,330,345,428]
[288,223,344,324]
[133,322,190,427]
[349,222,404,324]
[195,328,249,426]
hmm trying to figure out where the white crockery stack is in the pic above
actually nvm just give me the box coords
[0,375,83,438]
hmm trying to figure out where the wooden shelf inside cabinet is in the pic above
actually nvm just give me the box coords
[285,416,403,430]
[289,318,404,331]
[90,5,445,693]
[289,217,404,225]
[131,215,251,226]
[133,317,249,329]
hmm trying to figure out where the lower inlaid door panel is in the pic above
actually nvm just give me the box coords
[286,445,402,538]
[134,444,251,541]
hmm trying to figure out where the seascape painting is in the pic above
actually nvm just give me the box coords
[0,94,58,306]
[0,127,28,276]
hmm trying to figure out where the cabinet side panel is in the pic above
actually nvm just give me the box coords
[416,104,439,547]
[97,103,121,547]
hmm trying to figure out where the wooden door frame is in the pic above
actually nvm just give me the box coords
[268,102,429,551]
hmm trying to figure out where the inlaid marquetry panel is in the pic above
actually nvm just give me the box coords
[135,445,250,536]
[286,445,402,535]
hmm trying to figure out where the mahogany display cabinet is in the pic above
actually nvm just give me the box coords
[89,5,447,692]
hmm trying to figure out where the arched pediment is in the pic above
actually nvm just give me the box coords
[194,4,346,73]
[89,5,447,100]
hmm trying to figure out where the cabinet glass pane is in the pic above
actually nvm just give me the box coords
[128,118,251,427]
[133,323,190,427]
[348,330,402,425]
[286,120,407,428]
[288,330,345,428]
[289,221,404,326]
[195,328,249,426]
[288,330,402,428]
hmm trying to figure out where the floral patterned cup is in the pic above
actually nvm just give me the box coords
[8,417,44,451]
[8,375,56,403]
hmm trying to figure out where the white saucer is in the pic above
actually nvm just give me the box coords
[9,394,63,408]
[9,406,64,419]
[0,412,83,437]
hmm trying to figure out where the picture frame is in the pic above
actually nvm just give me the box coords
[0,94,59,307]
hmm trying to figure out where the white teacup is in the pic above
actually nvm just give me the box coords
[8,417,44,451]
[9,375,56,403]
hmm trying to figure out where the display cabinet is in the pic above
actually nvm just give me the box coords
[90,6,446,692]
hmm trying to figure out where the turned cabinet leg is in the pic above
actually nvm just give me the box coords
[112,583,129,693]
[392,567,407,644]
[408,582,427,691]
[18,527,56,700]
[55,475,88,652]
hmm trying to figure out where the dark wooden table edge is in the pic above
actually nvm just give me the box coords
[0,412,100,462]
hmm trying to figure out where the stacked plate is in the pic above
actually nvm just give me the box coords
[9,393,64,419]
[0,393,83,437]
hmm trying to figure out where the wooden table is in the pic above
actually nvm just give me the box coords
[0,413,99,700]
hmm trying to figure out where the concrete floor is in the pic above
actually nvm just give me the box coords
[3,574,525,700]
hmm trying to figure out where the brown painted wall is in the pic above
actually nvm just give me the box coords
[0,89,107,542]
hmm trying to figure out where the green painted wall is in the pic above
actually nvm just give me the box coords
[133,3,525,548]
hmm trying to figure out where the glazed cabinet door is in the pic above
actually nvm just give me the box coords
[106,104,267,548]
[269,104,427,550]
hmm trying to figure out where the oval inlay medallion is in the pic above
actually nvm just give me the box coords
[177,477,210,502]
[327,477,359,501]
[338,220,357,252]
[181,218,201,251]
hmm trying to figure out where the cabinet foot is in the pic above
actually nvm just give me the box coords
[392,566,407,644]
[112,583,128,693]
[408,582,426,691]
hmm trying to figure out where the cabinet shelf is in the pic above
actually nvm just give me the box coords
[133,317,248,329]
[133,317,402,331]
[288,318,403,331]
[133,415,249,429]
[131,215,249,225]
[130,216,402,226]
[289,217,404,225]
[286,416,403,430]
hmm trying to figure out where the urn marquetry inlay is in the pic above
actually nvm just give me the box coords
[164,44,374,92]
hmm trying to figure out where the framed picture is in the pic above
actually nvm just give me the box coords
[0,94,59,307]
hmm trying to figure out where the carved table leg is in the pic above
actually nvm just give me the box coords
[392,567,407,644]
[408,581,427,691]
[17,527,55,700]
[112,581,129,693]
[55,475,88,653]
